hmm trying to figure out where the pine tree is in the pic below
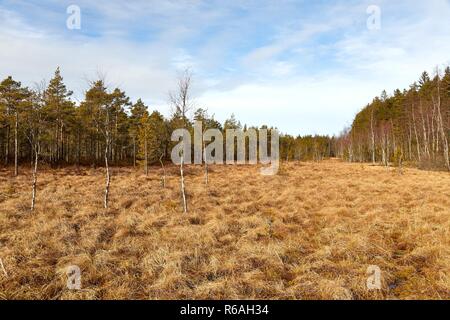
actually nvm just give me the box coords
[129,99,148,167]
[139,112,151,175]
[44,67,75,164]
[0,76,31,175]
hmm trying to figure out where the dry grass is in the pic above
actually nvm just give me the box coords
[0,160,449,300]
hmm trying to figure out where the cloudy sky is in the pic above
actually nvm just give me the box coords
[0,0,449,135]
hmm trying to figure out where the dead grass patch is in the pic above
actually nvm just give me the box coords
[0,161,449,299]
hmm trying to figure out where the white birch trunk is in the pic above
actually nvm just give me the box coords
[412,103,422,162]
[31,144,39,211]
[144,131,148,176]
[180,152,187,213]
[159,154,166,188]
[14,112,18,176]
[104,143,110,209]
[104,110,111,209]
[435,75,450,171]
[370,109,376,164]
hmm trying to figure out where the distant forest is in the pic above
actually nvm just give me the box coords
[0,66,449,172]
[339,66,450,171]
[0,68,334,173]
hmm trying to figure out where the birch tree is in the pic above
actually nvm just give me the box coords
[340,66,450,170]
[370,105,376,164]
[24,82,46,211]
[433,67,450,170]
[170,70,193,213]
[85,80,114,208]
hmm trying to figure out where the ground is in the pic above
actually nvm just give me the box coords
[0,160,449,300]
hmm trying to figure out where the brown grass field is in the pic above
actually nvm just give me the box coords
[0,160,449,300]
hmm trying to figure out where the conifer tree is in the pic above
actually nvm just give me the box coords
[0,76,30,175]
[129,99,148,167]
[44,67,75,164]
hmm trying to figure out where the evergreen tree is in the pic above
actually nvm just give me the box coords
[129,99,149,166]
[44,67,75,164]
[0,76,31,174]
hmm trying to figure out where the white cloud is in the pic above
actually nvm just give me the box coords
[198,74,382,136]
[198,0,450,135]
[0,0,449,135]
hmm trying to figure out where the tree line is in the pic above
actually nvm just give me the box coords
[3,66,447,176]
[3,66,447,211]
[337,66,450,171]
[0,67,336,176]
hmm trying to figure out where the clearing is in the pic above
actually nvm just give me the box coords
[0,160,449,299]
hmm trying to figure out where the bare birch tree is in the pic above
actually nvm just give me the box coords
[180,150,187,213]
[104,107,111,209]
[370,106,376,164]
[14,109,18,176]
[159,153,166,188]
[31,139,40,211]
[144,128,148,176]
[25,81,46,211]
[411,102,422,162]
[170,69,193,213]
[434,67,450,170]
[87,77,114,209]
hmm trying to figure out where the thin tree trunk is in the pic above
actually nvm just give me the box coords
[14,112,18,176]
[408,123,413,161]
[203,137,208,186]
[420,101,430,158]
[65,133,68,163]
[431,103,436,157]
[435,76,450,170]
[439,118,449,170]
[30,141,33,167]
[104,109,111,209]
[348,141,353,163]
[31,144,39,211]
[96,124,99,165]
[180,152,187,213]
[371,108,376,164]
[77,129,81,168]
[60,123,64,163]
[386,130,390,167]
[104,143,110,209]
[144,132,148,176]
[412,103,421,162]
[397,149,403,175]
[159,154,166,188]
[133,136,136,168]
[114,112,118,165]
[390,119,396,154]
[381,138,386,166]
[4,125,9,165]
[55,124,59,163]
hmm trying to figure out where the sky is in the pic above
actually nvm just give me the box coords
[0,0,449,136]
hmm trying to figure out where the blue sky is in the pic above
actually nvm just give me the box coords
[0,0,449,135]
